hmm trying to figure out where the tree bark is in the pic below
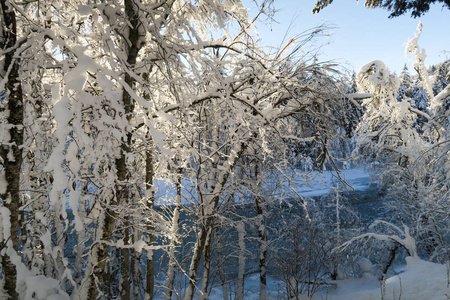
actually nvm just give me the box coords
[184,141,247,300]
[87,207,117,299]
[121,221,131,300]
[215,229,229,300]
[256,203,268,300]
[0,1,23,298]
[199,226,213,300]
[236,221,246,300]
[183,221,210,300]
[87,0,143,298]
[145,144,155,300]
[382,244,399,278]
[132,232,141,299]
[165,167,182,300]
[254,165,268,300]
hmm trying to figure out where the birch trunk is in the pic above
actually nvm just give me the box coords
[0,1,23,298]
[254,164,268,300]
[183,222,210,300]
[184,141,247,300]
[199,226,213,300]
[215,230,229,300]
[87,205,117,299]
[54,197,65,278]
[236,221,246,300]
[256,204,268,300]
[184,122,220,300]
[145,143,155,299]
[165,167,182,300]
[332,191,341,280]
[121,221,131,300]
[73,219,87,287]
[132,232,141,299]
[87,0,143,298]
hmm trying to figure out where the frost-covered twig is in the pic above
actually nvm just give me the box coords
[406,21,450,117]
[405,22,434,103]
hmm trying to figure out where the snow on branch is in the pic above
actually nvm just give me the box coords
[432,83,450,114]
[346,93,374,100]
[408,106,431,120]
[405,21,449,117]
[337,220,418,257]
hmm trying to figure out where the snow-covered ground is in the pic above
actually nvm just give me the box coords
[205,256,450,300]
[316,257,450,300]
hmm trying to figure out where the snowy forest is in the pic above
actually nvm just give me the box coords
[0,0,449,299]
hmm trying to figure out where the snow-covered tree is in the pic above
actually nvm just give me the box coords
[398,64,414,101]
[0,0,353,299]
[353,22,450,262]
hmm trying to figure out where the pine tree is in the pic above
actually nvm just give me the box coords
[313,0,450,18]
[431,60,450,116]
[398,64,414,101]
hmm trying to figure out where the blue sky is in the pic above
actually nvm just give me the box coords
[247,0,450,74]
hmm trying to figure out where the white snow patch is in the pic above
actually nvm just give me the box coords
[77,5,92,16]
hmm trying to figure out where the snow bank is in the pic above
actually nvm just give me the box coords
[204,257,449,300]
[312,257,450,300]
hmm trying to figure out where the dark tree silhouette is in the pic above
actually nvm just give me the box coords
[313,0,450,18]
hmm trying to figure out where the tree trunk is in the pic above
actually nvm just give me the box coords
[145,142,155,299]
[256,205,268,300]
[382,244,399,278]
[87,136,131,300]
[165,167,182,300]
[332,191,341,280]
[0,2,23,298]
[132,232,141,299]
[199,226,213,300]
[54,198,66,278]
[184,144,246,300]
[87,0,143,298]
[73,220,87,288]
[236,221,246,300]
[121,220,131,300]
[185,122,221,300]
[183,221,211,300]
[215,230,229,300]
[254,165,268,300]
[87,207,117,299]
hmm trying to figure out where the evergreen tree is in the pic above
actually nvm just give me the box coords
[313,0,450,18]
[431,60,450,114]
[397,64,414,101]
[344,71,363,138]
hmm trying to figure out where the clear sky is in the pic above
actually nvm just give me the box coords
[247,0,450,74]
